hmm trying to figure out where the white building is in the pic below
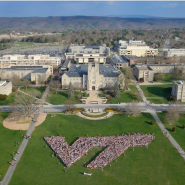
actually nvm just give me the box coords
[163,49,185,57]
[117,40,158,57]
[65,45,110,64]
[0,54,61,68]
[61,63,119,90]
[172,81,185,102]
[0,81,12,95]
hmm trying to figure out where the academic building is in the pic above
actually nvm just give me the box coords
[61,63,119,90]
[172,81,185,102]
[65,44,110,64]
[0,81,12,95]
[0,55,61,68]
[117,40,158,57]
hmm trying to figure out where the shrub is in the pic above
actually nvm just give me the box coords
[0,94,8,101]
[31,81,36,84]
[12,87,18,92]
[151,120,155,125]
[172,126,176,132]
[183,125,185,129]
[140,77,144,82]
[167,95,177,101]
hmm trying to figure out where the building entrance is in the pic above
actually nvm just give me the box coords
[92,86,95,90]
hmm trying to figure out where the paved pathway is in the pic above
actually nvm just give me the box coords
[76,112,114,120]
[139,82,172,85]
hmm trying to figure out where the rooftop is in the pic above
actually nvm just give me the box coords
[111,54,128,64]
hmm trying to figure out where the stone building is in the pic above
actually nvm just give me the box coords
[110,54,128,70]
[172,81,185,102]
[0,65,53,84]
[133,64,179,81]
[0,81,12,95]
[163,49,185,57]
[0,54,61,68]
[65,45,110,64]
[61,63,119,90]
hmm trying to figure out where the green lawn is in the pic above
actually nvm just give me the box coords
[154,73,182,83]
[21,86,46,98]
[48,91,88,104]
[9,113,185,185]
[99,85,141,104]
[0,93,15,106]
[0,112,26,180]
[140,84,172,104]
[158,112,185,151]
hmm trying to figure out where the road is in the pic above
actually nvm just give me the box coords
[164,38,171,50]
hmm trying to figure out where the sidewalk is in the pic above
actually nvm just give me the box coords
[76,112,114,120]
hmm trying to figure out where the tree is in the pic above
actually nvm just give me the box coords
[64,100,76,113]
[9,74,21,86]
[154,73,164,81]
[164,107,179,125]
[68,82,74,99]
[10,91,41,121]
[125,101,140,116]
[21,79,30,90]
[49,80,60,94]
[122,66,134,91]
[114,82,120,98]
[118,72,125,90]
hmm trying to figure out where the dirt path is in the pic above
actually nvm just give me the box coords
[3,113,47,130]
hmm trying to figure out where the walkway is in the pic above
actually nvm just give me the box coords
[76,112,114,120]
[139,82,172,86]
[135,80,185,160]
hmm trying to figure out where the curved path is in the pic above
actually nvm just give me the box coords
[76,112,114,120]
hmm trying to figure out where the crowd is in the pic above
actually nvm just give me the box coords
[44,133,154,168]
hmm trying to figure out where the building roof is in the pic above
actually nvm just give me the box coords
[111,54,128,64]
[64,64,119,78]
[32,68,48,73]
[61,60,70,68]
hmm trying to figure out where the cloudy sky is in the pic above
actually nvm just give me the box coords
[0,1,185,18]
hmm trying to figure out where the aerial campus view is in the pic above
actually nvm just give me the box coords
[1,1,185,185]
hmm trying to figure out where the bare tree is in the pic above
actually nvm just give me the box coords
[10,92,40,121]
[122,66,134,91]
[165,106,179,125]
[49,80,60,94]
[9,74,21,86]
[118,72,125,90]
[21,79,30,90]
[125,101,140,116]
[64,100,76,113]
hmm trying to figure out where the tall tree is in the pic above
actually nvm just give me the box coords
[114,82,120,98]
[125,101,140,116]
[68,82,74,99]
[49,80,60,94]
[165,106,179,125]
[122,66,134,91]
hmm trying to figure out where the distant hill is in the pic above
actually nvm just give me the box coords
[0,16,185,30]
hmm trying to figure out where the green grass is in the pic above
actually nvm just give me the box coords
[99,85,141,104]
[140,84,172,104]
[48,91,87,104]
[9,113,185,185]
[0,93,15,105]
[21,86,46,98]
[0,112,26,180]
[154,73,182,83]
[158,112,185,151]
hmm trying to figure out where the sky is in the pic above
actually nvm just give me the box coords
[0,1,185,18]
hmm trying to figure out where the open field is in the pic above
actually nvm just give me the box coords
[47,91,88,105]
[9,113,185,185]
[0,112,26,180]
[21,86,47,98]
[158,112,185,151]
[140,84,172,104]
[99,85,141,103]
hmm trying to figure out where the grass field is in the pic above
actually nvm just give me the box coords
[140,84,172,104]
[0,93,15,106]
[47,91,88,104]
[9,113,185,185]
[158,112,185,151]
[0,112,26,180]
[21,86,46,98]
[154,73,182,83]
[99,85,141,104]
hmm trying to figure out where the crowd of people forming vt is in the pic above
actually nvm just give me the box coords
[44,133,154,169]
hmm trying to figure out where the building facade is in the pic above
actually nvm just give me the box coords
[117,40,158,57]
[0,55,61,68]
[134,64,179,81]
[0,81,12,95]
[65,45,110,64]
[163,49,185,57]
[172,81,185,102]
[61,63,119,90]
[0,65,53,84]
